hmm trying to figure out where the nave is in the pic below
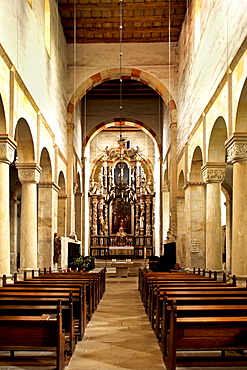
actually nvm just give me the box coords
[0,274,246,370]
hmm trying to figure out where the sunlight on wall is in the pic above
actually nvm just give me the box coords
[45,0,51,56]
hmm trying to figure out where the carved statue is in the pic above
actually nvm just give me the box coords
[53,233,61,264]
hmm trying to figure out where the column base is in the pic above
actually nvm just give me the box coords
[18,268,39,280]
[0,274,13,284]
[230,274,247,287]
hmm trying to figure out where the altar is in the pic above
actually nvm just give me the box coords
[109,246,134,256]
[111,260,134,277]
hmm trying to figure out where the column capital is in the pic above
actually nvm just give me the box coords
[201,163,226,183]
[16,163,42,184]
[183,181,205,190]
[38,181,60,192]
[0,135,17,164]
[225,133,247,163]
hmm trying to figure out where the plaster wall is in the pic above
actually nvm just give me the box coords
[178,0,247,154]
[0,0,68,157]
[67,42,178,102]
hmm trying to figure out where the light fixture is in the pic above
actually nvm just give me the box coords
[105,0,137,205]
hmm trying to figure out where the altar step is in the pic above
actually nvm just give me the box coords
[94,258,147,277]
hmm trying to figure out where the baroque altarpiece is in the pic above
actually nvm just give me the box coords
[89,139,154,257]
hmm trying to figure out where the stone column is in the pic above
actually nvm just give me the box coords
[38,182,59,269]
[0,136,16,277]
[16,163,42,273]
[184,181,205,270]
[202,163,226,271]
[226,133,247,281]
[10,199,20,274]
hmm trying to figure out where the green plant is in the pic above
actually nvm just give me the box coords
[72,256,95,272]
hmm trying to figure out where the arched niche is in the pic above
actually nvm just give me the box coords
[208,117,227,162]
[190,146,203,182]
[15,118,35,163]
[40,148,52,181]
[177,170,185,197]
[235,78,247,132]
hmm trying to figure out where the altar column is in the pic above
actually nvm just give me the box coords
[226,133,247,282]
[0,136,16,278]
[202,163,226,271]
[16,163,42,274]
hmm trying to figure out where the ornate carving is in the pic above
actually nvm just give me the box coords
[227,142,247,163]
[201,164,226,183]
[163,180,170,192]
[16,164,42,184]
[0,137,16,164]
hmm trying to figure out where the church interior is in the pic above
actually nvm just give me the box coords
[1,0,247,369]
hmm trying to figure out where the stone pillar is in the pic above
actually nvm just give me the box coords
[184,181,205,270]
[202,163,226,271]
[170,122,177,237]
[0,136,16,277]
[10,199,20,274]
[16,163,42,273]
[176,195,186,268]
[75,192,82,242]
[38,182,59,269]
[226,133,247,281]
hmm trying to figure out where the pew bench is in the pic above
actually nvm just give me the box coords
[5,276,95,319]
[150,286,247,337]
[161,299,247,356]
[0,287,85,342]
[164,302,247,370]
[0,303,66,370]
[0,295,75,355]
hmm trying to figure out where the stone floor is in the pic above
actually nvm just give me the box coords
[66,276,166,370]
[0,275,247,370]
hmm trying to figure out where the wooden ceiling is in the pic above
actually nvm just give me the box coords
[57,0,189,44]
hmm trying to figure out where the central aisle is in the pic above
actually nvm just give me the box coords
[66,276,166,370]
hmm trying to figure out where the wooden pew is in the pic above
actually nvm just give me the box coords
[164,301,247,370]
[0,301,66,370]
[0,283,86,342]
[153,287,247,338]
[17,270,105,315]
[3,276,91,323]
[148,277,238,325]
[140,270,218,310]
[0,292,75,355]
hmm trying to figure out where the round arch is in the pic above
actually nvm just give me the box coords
[0,95,6,134]
[40,148,52,182]
[15,118,35,163]
[235,78,247,132]
[67,68,177,125]
[177,170,185,197]
[190,146,203,182]
[84,118,162,156]
[208,117,227,162]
